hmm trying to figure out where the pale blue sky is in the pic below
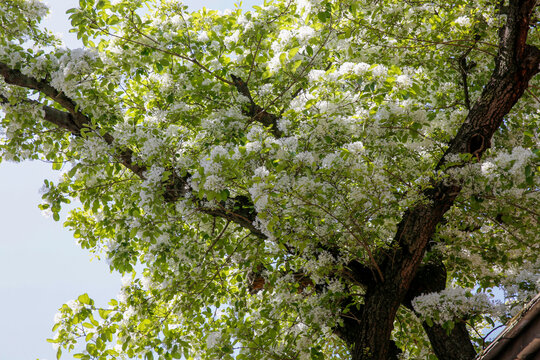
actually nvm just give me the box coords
[0,1,260,359]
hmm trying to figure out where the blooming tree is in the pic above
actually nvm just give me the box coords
[1,0,539,359]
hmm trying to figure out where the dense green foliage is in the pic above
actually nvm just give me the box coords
[1,0,539,359]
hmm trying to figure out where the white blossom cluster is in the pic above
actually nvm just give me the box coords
[49,48,99,98]
[499,260,540,315]
[412,287,503,325]
[0,0,48,40]
[480,146,535,187]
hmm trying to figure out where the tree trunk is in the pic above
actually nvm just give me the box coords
[423,322,476,360]
[348,203,457,360]
[342,1,540,358]
[404,258,477,360]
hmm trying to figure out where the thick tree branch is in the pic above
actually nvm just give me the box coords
[0,61,87,131]
[0,62,262,236]
[0,61,146,176]
[394,0,539,294]
[349,1,540,359]
[0,95,80,134]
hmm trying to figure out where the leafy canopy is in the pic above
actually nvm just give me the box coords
[0,0,539,359]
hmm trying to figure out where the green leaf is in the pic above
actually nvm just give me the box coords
[317,11,330,22]
[219,189,230,201]
[310,346,324,360]
[288,47,299,58]
[292,59,303,72]
[99,309,112,319]
[78,293,91,305]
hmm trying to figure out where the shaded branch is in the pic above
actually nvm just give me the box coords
[0,95,80,134]
[459,55,474,110]
[457,33,481,111]
[198,195,264,239]
[231,74,283,138]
